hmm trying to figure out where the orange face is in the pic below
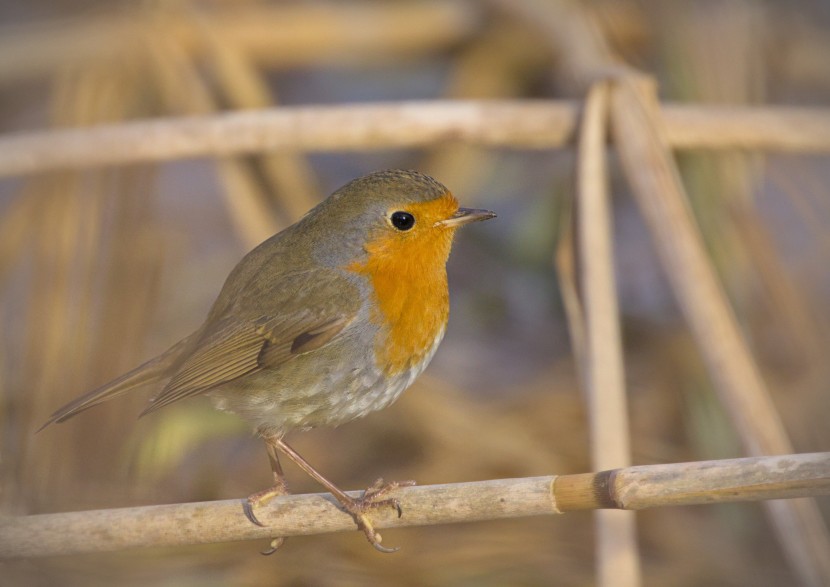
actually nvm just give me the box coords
[347,192,460,375]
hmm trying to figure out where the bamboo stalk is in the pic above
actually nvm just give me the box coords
[1,453,827,559]
[1,102,828,179]
[609,76,830,587]
[575,82,641,587]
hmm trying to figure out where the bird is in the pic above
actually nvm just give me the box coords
[39,169,496,553]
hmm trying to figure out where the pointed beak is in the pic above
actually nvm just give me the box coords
[435,207,497,228]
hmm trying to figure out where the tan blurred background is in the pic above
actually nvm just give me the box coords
[1,0,829,585]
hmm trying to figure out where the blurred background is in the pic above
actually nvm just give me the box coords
[1,0,829,585]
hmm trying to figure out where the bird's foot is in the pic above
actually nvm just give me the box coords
[340,478,416,553]
[243,481,288,527]
[243,480,289,555]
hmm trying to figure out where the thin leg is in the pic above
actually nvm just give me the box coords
[244,436,290,554]
[273,438,414,553]
[266,440,287,488]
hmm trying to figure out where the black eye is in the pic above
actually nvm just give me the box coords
[390,211,415,231]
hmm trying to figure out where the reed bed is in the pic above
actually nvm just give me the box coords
[1,1,828,586]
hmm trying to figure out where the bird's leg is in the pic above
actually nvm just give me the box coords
[273,438,414,553]
[244,436,289,554]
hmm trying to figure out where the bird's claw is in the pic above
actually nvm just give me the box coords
[244,482,289,552]
[243,499,266,527]
[342,478,416,553]
[356,514,399,553]
[260,537,285,556]
[244,480,289,526]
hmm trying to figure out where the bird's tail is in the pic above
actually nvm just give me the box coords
[37,333,197,432]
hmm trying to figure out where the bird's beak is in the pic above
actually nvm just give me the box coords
[435,207,497,228]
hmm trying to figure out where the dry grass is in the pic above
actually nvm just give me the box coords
[1,1,829,586]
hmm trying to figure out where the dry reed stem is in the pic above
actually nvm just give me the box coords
[145,27,278,248]
[1,453,826,559]
[0,195,33,283]
[609,76,830,587]
[554,197,585,367]
[576,82,641,587]
[0,17,142,85]
[729,200,825,368]
[194,10,319,223]
[0,2,476,84]
[501,0,830,580]
[420,25,541,196]
[1,101,829,179]
[205,2,477,67]
[664,104,830,151]
[18,61,169,504]
[0,101,575,176]
[488,0,626,87]
[769,162,830,259]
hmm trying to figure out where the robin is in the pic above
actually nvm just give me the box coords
[40,169,495,553]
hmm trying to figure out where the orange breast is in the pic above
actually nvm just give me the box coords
[347,195,457,376]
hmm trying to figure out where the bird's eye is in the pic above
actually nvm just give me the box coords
[390,211,415,231]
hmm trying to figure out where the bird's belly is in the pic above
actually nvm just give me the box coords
[206,336,439,438]
[206,299,446,438]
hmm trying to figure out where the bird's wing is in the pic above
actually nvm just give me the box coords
[140,271,360,416]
